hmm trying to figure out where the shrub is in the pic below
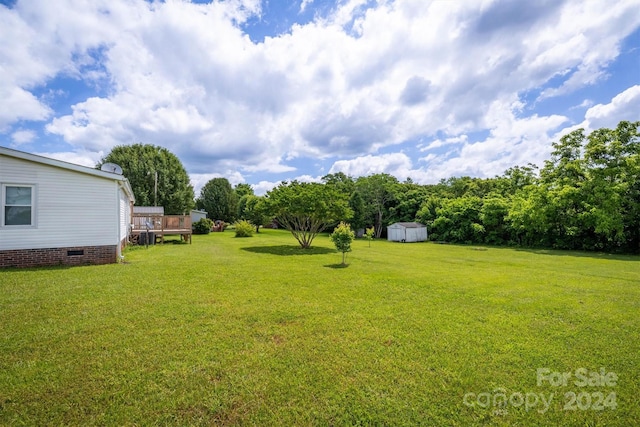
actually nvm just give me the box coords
[330,221,355,265]
[193,218,214,234]
[364,226,375,247]
[234,220,254,237]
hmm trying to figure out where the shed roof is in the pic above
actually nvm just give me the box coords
[390,222,426,228]
[133,206,165,215]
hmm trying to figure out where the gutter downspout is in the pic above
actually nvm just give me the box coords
[116,181,123,262]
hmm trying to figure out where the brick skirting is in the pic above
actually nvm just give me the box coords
[0,245,118,268]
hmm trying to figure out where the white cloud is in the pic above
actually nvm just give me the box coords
[327,99,569,185]
[425,101,569,179]
[570,99,595,110]
[190,171,247,196]
[420,135,468,152]
[247,175,322,196]
[10,129,36,145]
[0,87,51,131]
[252,180,282,196]
[34,150,100,168]
[299,0,314,14]
[582,85,640,130]
[1,0,639,184]
[329,153,413,178]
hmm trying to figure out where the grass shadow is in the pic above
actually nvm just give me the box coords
[241,245,336,256]
[514,247,640,261]
[324,263,349,269]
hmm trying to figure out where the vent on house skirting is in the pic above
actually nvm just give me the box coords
[67,250,84,256]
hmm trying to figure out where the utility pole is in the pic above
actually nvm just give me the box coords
[154,171,158,207]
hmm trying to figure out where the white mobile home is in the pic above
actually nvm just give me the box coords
[190,209,207,224]
[387,222,428,243]
[0,146,135,268]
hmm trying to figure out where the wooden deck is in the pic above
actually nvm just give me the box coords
[130,214,192,244]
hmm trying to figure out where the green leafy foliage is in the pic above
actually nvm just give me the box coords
[416,121,639,252]
[511,121,640,251]
[430,196,484,243]
[99,143,195,214]
[348,191,366,232]
[238,195,269,233]
[363,226,375,247]
[234,220,254,237]
[193,218,214,234]
[234,183,254,199]
[330,221,355,265]
[187,121,640,253]
[265,181,352,249]
[197,177,238,223]
[355,173,398,238]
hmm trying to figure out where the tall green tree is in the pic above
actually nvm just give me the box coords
[389,184,428,223]
[99,143,194,214]
[234,183,254,199]
[322,172,355,196]
[542,129,599,249]
[265,181,352,249]
[506,185,549,247]
[498,164,538,195]
[197,177,237,222]
[356,173,398,238]
[431,196,484,243]
[505,121,640,252]
[239,195,269,233]
[348,191,366,233]
[583,121,640,251]
[480,194,510,245]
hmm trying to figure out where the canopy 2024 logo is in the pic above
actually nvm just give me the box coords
[463,367,618,415]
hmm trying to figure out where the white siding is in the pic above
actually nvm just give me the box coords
[387,224,405,242]
[387,223,428,242]
[191,210,207,223]
[0,155,120,250]
[119,187,131,243]
[405,227,428,242]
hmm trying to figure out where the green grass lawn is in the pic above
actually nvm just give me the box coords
[1,229,639,426]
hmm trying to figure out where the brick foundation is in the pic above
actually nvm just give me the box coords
[0,245,118,268]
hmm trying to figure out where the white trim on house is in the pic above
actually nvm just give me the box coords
[1,183,37,228]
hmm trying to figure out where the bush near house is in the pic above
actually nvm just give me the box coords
[193,218,214,234]
[234,220,254,237]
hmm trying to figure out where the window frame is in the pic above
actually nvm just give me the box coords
[1,183,37,228]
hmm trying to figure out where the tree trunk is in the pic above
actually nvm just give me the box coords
[375,210,383,238]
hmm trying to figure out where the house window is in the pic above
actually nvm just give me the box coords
[2,184,35,227]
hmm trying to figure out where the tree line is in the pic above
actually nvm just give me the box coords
[99,121,640,253]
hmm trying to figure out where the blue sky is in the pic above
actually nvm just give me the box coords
[1,0,640,195]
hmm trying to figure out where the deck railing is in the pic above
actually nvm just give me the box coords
[132,215,192,232]
[131,214,192,244]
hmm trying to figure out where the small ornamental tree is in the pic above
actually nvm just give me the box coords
[364,226,375,247]
[331,222,355,265]
[265,181,352,249]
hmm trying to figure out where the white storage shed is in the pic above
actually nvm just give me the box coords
[387,222,428,243]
